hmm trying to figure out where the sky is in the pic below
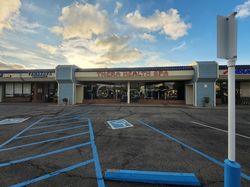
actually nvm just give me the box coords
[0,0,250,70]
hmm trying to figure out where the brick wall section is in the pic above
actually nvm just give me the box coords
[3,96,31,102]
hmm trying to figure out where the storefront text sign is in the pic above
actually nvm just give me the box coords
[223,69,250,75]
[29,72,53,78]
[96,71,168,77]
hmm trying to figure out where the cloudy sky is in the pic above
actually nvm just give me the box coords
[0,0,250,69]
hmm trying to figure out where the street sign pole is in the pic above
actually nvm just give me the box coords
[217,12,241,187]
[227,58,236,162]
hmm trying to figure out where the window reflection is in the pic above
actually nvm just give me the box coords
[83,82,185,103]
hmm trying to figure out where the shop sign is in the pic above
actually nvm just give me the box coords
[235,69,250,74]
[29,72,52,78]
[223,69,250,75]
[96,71,168,78]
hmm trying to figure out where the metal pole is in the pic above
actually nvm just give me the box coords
[127,81,130,104]
[227,58,236,161]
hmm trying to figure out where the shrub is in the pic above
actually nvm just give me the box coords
[204,97,210,104]
[62,98,68,103]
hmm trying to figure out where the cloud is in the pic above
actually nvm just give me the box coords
[114,1,122,15]
[125,9,191,40]
[102,47,142,62]
[235,0,250,18]
[170,41,186,52]
[145,56,178,67]
[10,14,43,34]
[50,3,111,39]
[48,3,143,68]
[95,35,129,51]
[88,35,142,64]
[21,1,46,16]
[36,35,143,68]
[139,33,156,42]
[0,61,25,70]
[0,0,21,32]
[0,44,65,69]
[37,43,58,54]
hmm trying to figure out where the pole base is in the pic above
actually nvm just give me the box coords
[224,159,241,187]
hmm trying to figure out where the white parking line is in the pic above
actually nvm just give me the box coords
[191,121,250,139]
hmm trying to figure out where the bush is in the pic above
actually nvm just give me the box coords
[204,97,210,104]
[62,98,68,104]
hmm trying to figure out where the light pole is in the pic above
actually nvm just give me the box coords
[217,12,241,187]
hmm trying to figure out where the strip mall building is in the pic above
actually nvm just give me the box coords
[0,61,250,106]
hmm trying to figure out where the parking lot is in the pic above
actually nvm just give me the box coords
[0,103,249,187]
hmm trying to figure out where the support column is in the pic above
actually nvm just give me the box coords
[127,81,130,104]
[33,83,37,102]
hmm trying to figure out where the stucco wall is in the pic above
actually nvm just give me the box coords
[196,82,215,107]
[56,65,77,105]
[192,61,218,107]
[58,83,75,105]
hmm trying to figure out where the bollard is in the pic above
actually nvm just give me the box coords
[224,159,241,187]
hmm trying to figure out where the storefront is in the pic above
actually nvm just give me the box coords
[0,70,57,103]
[81,81,185,104]
[0,62,250,106]
[74,66,192,105]
[216,65,250,105]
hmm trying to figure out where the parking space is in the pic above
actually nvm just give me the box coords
[0,107,104,187]
[0,104,249,186]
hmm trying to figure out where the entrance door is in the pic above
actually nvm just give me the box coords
[76,85,83,104]
[185,84,194,105]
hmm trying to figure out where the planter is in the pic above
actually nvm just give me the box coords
[203,97,210,107]
[62,98,68,105]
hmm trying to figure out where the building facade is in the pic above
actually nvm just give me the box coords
[0,61,250,106]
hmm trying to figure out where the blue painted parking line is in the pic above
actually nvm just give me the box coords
[37,117,81,125]
[58,110,84,117]
[88,119,105,187]
[42,113,86,120]
[241,173,250,181]
[0,112,105,186]
[0,142,91,167]
[43,114,80,120]
[138,120,250,181]
[16,124,88,139]
[10,159,94,187]
[58,109,90,118]
[0,131,89,152]
[39,110,90,123]
[0,117,46,149]
[31,120,87,130]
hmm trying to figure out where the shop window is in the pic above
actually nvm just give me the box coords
[14,83,22,95]
[5,83,13,97]
[23,83,31,95]
[5,83,32,97]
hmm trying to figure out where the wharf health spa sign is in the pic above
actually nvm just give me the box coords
[96,70,168,78]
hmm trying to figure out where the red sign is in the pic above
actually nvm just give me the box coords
[97,71,168,78]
